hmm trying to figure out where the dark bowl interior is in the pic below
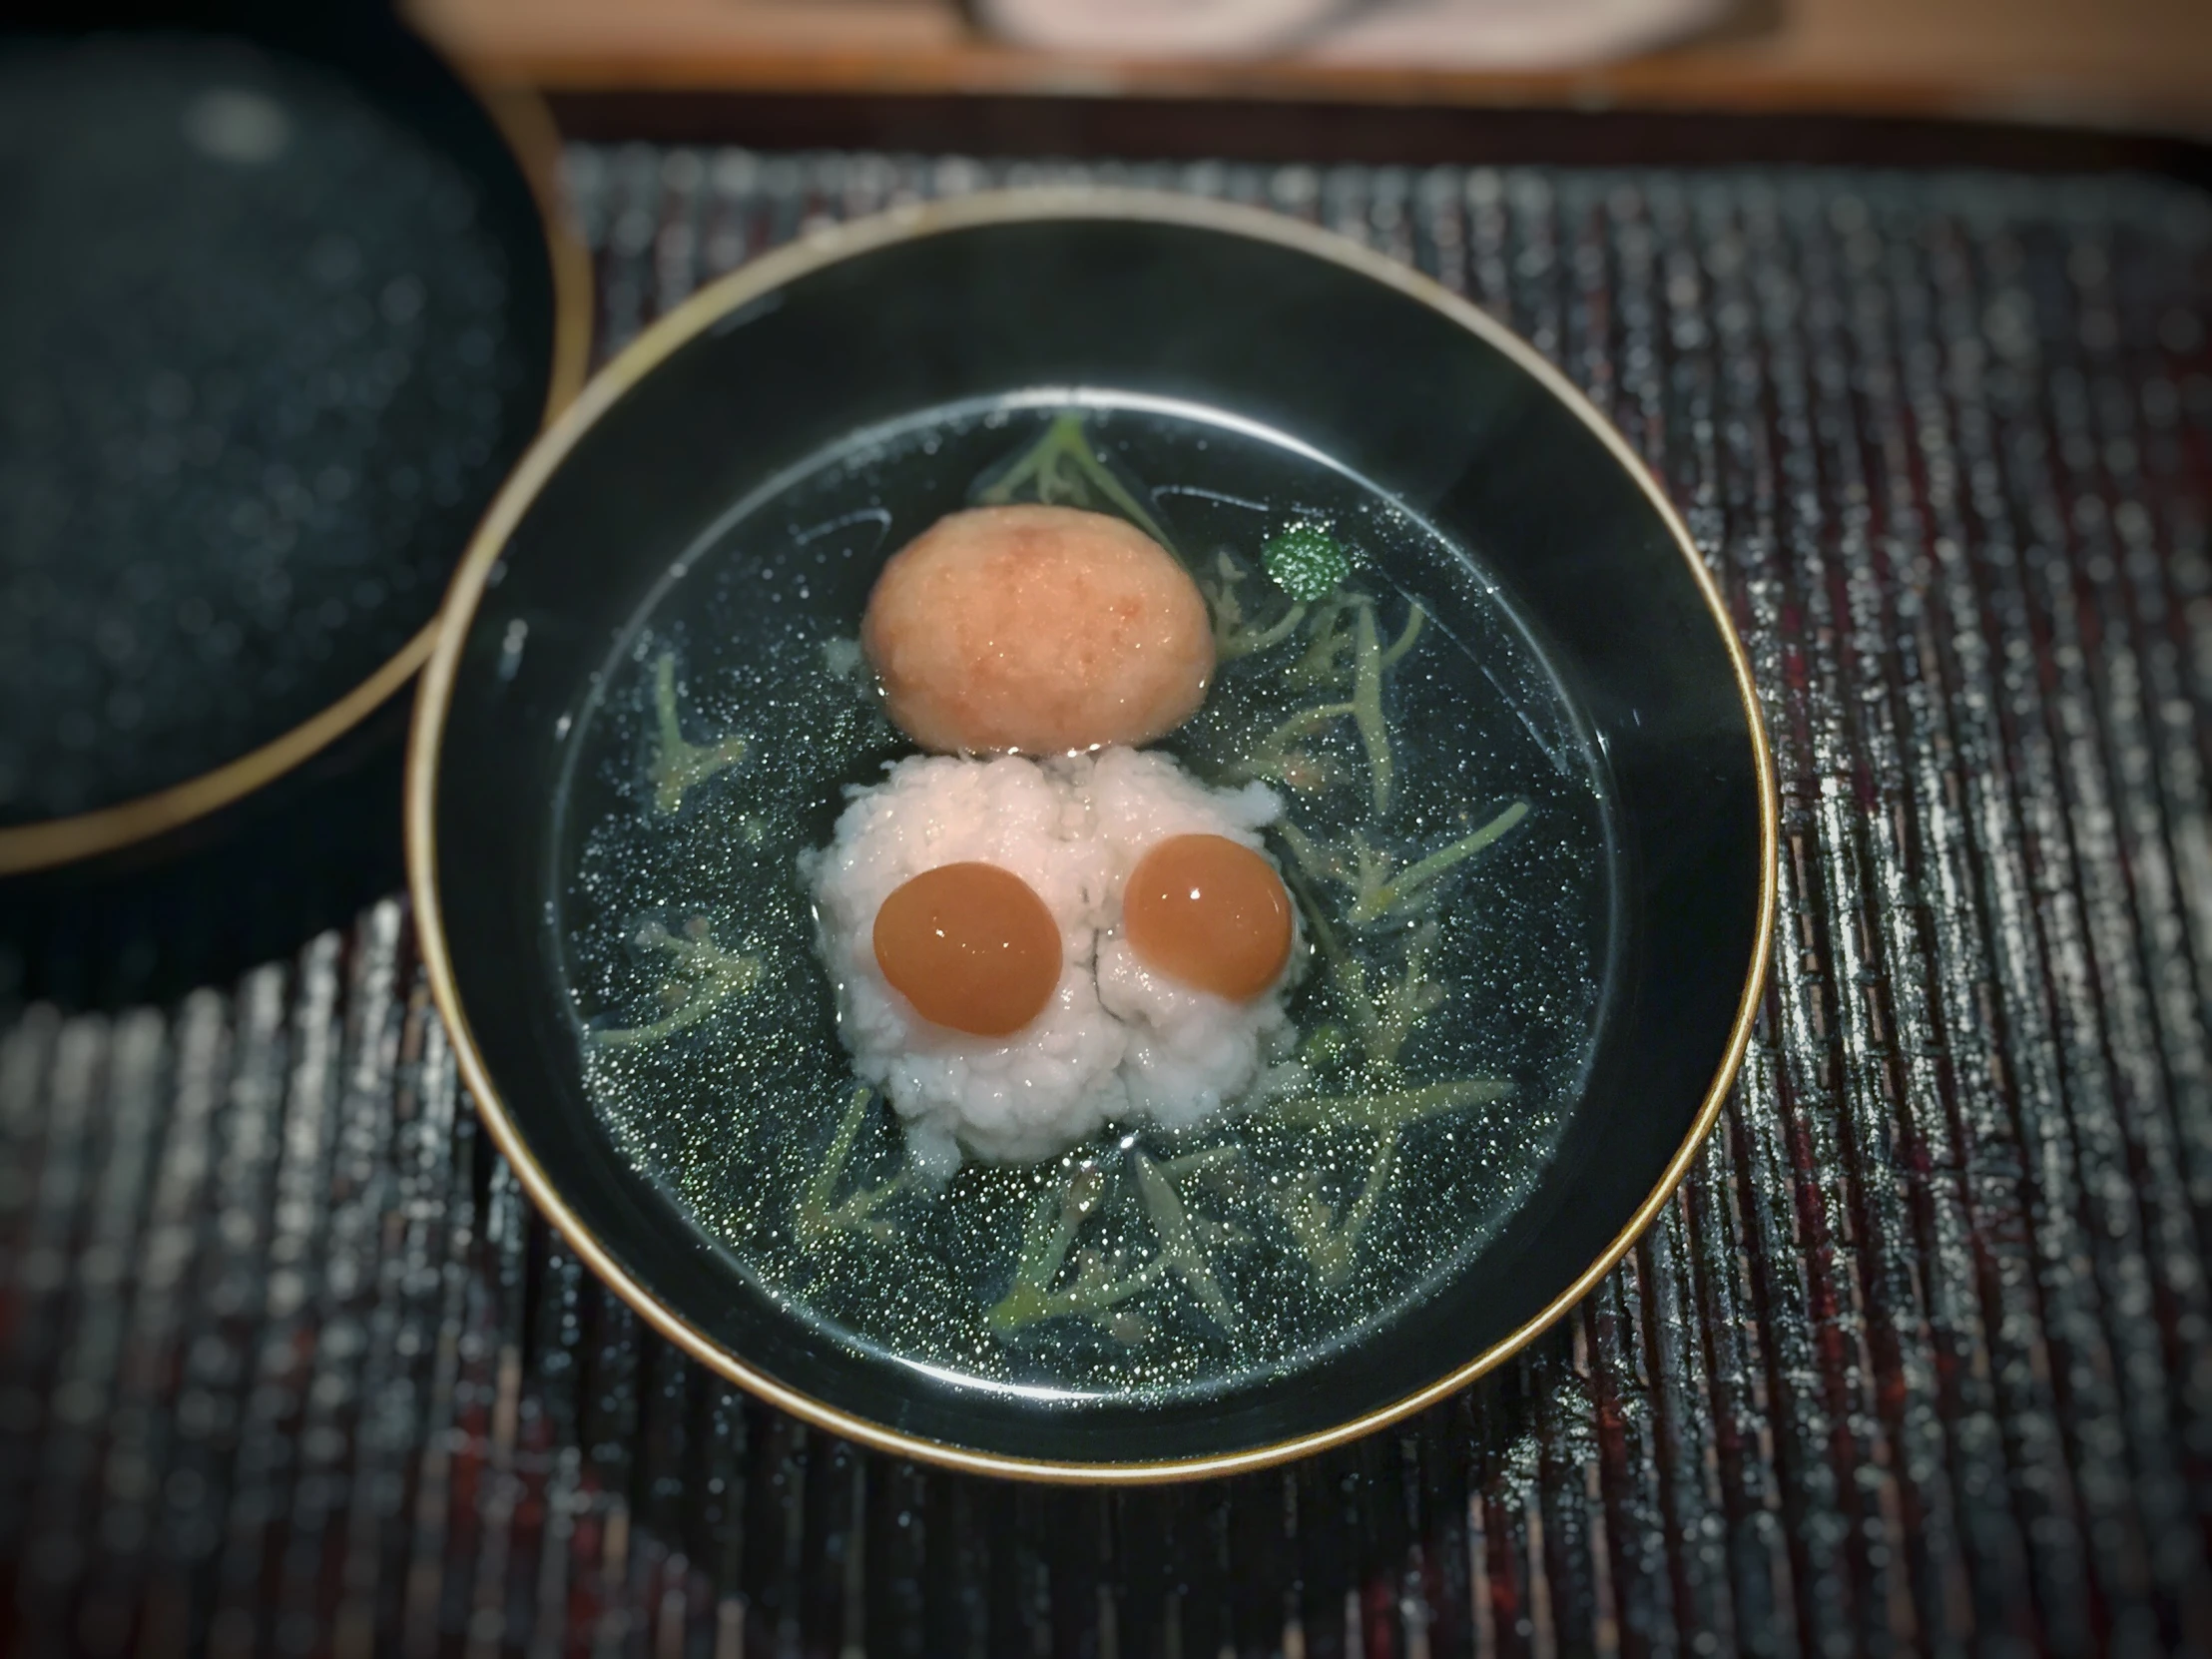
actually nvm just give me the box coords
[426,204,1768,1473]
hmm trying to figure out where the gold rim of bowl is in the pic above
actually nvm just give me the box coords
[0,70,593,877]
[405,187,1782,1485]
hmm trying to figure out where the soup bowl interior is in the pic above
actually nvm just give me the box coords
[414,196,1772,1479]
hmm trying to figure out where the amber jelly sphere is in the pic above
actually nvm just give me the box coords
[1123,833,1294,1001]
[871,861,1063,1037]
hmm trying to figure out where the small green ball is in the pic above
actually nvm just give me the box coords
[1263,524,1352,601]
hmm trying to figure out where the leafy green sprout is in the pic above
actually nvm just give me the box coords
[1271,1081,1513,1285]
[796,1086,914,1250]
[981,1072,1515,1318]
[1277,1146,1395,1287]
[976,412,1175,549]
[593,914,762,1048]
[1279,801,1530,927]
[1226,595,1424,815]
[989,1163,1162,1334]
[1203,551,1307,661]
[987,1150,1245,1336]
[1269,1077,1514,1136]
[1130,1151,1239,1328]
[1287,596,1356,690]
[648,652,749,816]
[1284,860,1450,1074]
[1301,1023,1352,1068]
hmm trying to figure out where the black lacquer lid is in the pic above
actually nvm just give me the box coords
[0,0,588,876]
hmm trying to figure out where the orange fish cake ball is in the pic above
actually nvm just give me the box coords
[860,504,1215,756]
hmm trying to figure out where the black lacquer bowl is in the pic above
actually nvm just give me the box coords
[409,193,1777,1481]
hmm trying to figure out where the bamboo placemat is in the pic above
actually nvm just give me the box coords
[3,147,2210,1655]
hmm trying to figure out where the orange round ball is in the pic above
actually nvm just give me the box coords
[860,505,1215,756]
[871,862,1063,1037]
[1123,834,1294,1002]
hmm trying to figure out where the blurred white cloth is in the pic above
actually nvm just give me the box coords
[973,0,1731,67]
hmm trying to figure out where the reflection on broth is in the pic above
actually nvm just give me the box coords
[553,397,1614,1399]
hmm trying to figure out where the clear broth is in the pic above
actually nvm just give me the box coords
[552,394,1615,1402]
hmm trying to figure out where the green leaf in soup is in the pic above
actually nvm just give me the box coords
[973,411,1175,550]
[1263,524,1353,601]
